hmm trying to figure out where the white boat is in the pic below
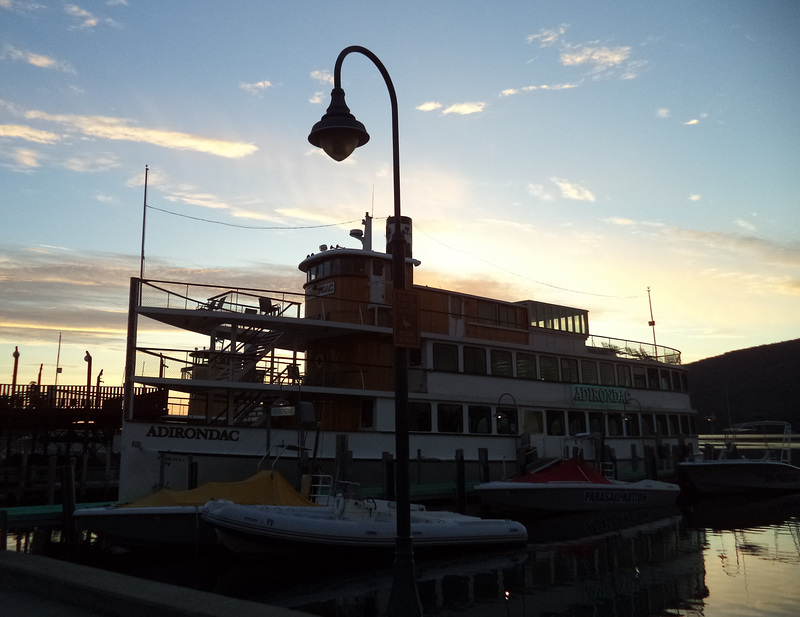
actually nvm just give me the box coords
[678,421,800,496]
[474,456,680,516]
[203,494,527,554]
[117,213,698,503]
[73,468,318,548]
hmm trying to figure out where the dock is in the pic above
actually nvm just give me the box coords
[0,550,311,617]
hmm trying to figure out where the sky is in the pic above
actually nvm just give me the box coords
[1,1,798,388]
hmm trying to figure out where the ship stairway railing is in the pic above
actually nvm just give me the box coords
[207,327,285,382]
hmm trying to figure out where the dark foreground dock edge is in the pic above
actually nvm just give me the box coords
[0,550,312,617]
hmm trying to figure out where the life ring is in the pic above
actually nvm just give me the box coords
[333,492,345,517]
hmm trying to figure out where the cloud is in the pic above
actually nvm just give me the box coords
[22,109,258,158]
[605,217,635,226]
[0,1,46,12]
[442,102,485,115]
[0,124,61,143]
[65,4,115,29]
[310,70,333,85]
[526,183,555,201]
[416,101,443,112]
[561,45,631,68]
[2,44,76,73]
[501,83,578,97]
[552,178,596,202]
[526,25,568,48]
[689,194,701,201]
[684,112,708,126]
[733,218,756,233]
[13,147,39,167]
[657,108,670,119]
[239,80,273,95]
[62,152,119,172]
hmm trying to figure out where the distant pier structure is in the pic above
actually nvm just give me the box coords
[0,383,163,506]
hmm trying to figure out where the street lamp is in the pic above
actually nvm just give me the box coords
[308,46,421,617]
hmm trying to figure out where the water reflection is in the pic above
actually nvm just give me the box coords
[224,496,799,617]
[22,494,800,617]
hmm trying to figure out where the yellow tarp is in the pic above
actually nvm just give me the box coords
[122,470,318,508]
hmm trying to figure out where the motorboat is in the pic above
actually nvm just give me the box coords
[203,494,528,555]
[474,457,680,516]
[74,468,318,548]
[678,421,800,496]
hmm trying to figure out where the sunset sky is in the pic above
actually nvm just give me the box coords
[2,1,798,387]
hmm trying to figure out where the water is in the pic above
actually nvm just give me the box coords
[36,494,800,617]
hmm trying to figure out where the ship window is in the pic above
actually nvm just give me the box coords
[546,410,565,436]
[607,413,623,436]
[523,409,544,434]
[660,369,672,391]
[360,400,374,428]
[680,372,689,392]
[468,405,492,434]
[496,406,518,435]
[516,353,537,380]
[632,366,647,389]
[581,360,599,384]
[463,346,486,375]
[648,368,661,390]
[490,350,513,377]
[589,412,604,435]
[655,414,669,436]
[641,414,655,436]
[680,414,690,435]
[669,414,680,435]
[671,371,681,392]
[437,404,463,433]
[408,402,431,432]
[477,301,516,327]
[617,364,632,388]
[599,362,616,386]
[568,411,586,436]
[540,356,559,381]
[625,413,641,436]
[432,343,458,372]
[688,415,697,435]
[372,260,383,276]
[560,358,579,383]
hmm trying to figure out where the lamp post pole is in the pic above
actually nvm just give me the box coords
[308,46,421,617]
[84,351,92,410]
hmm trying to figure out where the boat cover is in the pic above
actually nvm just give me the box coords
[511,458,612,485]
[121,470,318,508]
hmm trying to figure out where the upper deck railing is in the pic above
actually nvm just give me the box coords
[139,279,305,317]
[586,334,682,365]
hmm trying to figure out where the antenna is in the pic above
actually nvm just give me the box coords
[139,165,149,280]
[647,286,657,349]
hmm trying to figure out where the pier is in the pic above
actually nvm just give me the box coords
[0,383,164,507]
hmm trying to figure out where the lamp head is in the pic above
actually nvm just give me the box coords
[308,87,370,161]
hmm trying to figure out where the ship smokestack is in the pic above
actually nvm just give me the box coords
[386,215,412,260]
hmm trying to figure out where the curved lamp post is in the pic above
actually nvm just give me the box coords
[308,46,421,617]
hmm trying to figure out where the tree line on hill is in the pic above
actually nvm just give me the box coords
[687,339,800,434]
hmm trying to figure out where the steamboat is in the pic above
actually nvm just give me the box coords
[118,214,698,502]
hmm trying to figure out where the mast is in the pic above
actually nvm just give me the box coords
[647,286,657,350]
[139,165,149,280]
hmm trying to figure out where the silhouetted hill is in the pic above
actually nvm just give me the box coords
[687,339,800,434]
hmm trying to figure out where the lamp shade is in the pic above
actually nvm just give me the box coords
[308,87,370,161]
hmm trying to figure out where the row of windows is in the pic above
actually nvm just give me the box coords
[404,403,696,438]
[430,343,688,392]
